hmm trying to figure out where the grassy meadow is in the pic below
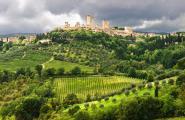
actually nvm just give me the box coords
[45,60,94,73]
[0,46,51,71]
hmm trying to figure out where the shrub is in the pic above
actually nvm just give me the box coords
[143,92,151,96]
[63,93,80,106]
[89,96,95,101]
[154,80,159,87]
[131,88,137,93]
[57,68,65,75]
[99,104,104,108]
[170,90,179,99]
[91,104,97,110]
[40,104,52,113]
[130,83,136,89]
[35,86,53,98]
[142,81,147,84]
[86,94,91,102]
[168,79,175,85]
[35,65,43,77]
[50,99,61,111]
[176,73,185,86]
[128,67,136,77]
[74,111,90,120]
[68,105,80,116]
[112,98,117,103]
[71,67,81,75]
[161,99,176,117]
[0,101,18,118]
[124,90,130,96]
[156,70,181,80]
[138,84,144,90]
[147,83,153,89]
[15,96,43,120]
[117,97,164,120]
[162,80,167,85]
[104,97,109,101]
[84,103,89,110]
[147,74,154,82]
[45,68,56,77]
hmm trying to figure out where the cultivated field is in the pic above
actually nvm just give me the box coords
[54,76,141,102]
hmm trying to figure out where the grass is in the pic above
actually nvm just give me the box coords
[156,117,185,120]
[64,79,176,115]
[69,87,155,114]
[0,54,50,71]
[54,76,141,102]
[45,60,94,73]
[0,47,51,71]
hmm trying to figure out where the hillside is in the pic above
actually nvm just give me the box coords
[0,29,185,120]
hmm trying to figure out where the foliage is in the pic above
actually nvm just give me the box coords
[35,65,43,77]
[63,93,80,106]
[117,97,164,120]
[71,67,82,75]
[68,105,80,116]
[74,111,91,120]
[176,73,185,86]
[57,67,65,75]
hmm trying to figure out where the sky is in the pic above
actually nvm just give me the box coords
[0,0,185,34]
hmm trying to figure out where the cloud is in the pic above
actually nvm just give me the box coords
[0,0,185,34]
[0,0,83,34]
[133,14,185,32]
[133,20,163,30]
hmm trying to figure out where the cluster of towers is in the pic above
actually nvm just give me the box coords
[63,15,134,36]
[63,15,110,31]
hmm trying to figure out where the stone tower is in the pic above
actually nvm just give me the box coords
[75,22,81,28]
[102,20,110,30]
[86,15,94,28]
[64,22,70,29]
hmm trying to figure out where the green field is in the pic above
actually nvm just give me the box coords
[0,54,50,71]
[0,46,51,71]
[45,60,94,73]
[64,79,176,115]
[54,76,141,102]
[157,117,185,120]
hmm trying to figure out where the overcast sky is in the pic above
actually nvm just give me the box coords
[0,0,185,34]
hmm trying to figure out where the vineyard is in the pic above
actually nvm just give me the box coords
[54,76,141,102]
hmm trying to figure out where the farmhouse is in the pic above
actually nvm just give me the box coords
[38,39,52,44]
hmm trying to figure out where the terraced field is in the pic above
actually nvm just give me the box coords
[54,76,141,102]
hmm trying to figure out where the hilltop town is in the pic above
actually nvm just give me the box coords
[0,15,180,43]
[63,15,134,36]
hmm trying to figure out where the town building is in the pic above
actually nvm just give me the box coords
[86,15,94,28]
[102,20,110,30]
[62,15,134,36]
[0,34,36,43]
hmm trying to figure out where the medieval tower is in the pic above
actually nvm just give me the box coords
[86,15,94,28]
[102,20,110,30]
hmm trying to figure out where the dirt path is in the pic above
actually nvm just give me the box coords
[22,52,26,59]
[42,57,54,69]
